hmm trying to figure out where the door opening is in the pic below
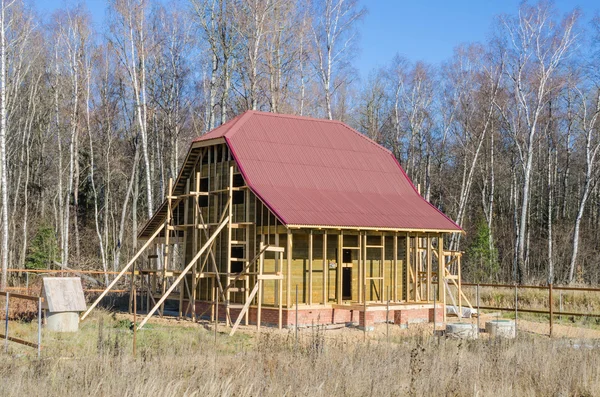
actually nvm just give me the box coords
[342,267,352,300]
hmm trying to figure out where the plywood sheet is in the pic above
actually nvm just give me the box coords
[41,277,87,312]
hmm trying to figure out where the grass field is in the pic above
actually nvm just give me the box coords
[1,309,600,396]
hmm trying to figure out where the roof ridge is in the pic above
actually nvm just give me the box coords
[221,110,256,139]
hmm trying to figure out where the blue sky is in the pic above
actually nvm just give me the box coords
[356,0,599,76]
[37,0,599,78]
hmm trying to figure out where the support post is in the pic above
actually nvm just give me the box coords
[137,215,229,330]
[133,272,137,357]
[393,233,398,302]
[37,297,41,358]
[4,292,8,352]
[226,165,233,326]
[161,177,174,317]
[549,283,553,338]
[514,284,518,336]
[337,231,343,304]
[81,223,165,321]
[476,284,480,337]
[308,231,313,305]
[426,234,432,301]
[438,235,445,323]
[257,241,264,331]
[192,171,200,322]
[405,233,410,302]
[358,231,362,304]
[287,230,292,308]
[323,231,327,304]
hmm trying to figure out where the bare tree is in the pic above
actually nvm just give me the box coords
[496,3,578,282]
[311,0,365,119]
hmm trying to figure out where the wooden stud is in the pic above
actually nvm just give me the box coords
[308,230,313,306]
[393,232,398,302]
[257,239,264,331]
[405,233,410,302]
[358,231,362,304]
[179,179,191,319]
[323,231,327,304]
[381,233,385,303]
[161,177,174,317]
[226,165,233,326]
[337,231,343,304]
[363,232,368,302]
[426,234,432,302]
[438,235,445,322]
[286,229,292,308]
[192,171,200,321]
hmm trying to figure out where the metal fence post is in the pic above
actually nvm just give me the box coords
[476,284,480,337]
[549,283,553,338]
[37,297,42,358]
[514,284,518,337]
[5,292,9,352]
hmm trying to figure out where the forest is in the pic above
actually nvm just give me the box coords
[0,0,599,290]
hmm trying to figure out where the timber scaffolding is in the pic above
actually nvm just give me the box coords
[81,111,468,333]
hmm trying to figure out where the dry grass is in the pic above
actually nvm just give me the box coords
[0,310,599,396]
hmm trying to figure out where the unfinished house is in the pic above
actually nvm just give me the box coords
[85,111,468,331]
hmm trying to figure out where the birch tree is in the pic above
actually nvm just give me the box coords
[497,3,578,282]
[311,0,365,119]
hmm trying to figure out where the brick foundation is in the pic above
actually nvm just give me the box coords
[185,300,443,328]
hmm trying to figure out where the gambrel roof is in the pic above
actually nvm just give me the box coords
[139,111,461,238]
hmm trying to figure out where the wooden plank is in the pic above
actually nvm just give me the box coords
[226,165,234,327]
[439,235,446,322]
[323,231,327,304]
[426,234,432,302]
[405,232,410,302]
[81,223,165,321]
[287,230,292,308]
[257,239,264,331]
[337,231,343,304]
[393,233,398,302]
[381,233,385,303]
[229,282,260,336]
[257,274,284,280]
[308,231,313,306]
[0,334,39,349]
[137,215,229,330]
[358,231,362,304]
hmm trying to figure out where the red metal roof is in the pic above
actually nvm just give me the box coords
[195,111,461,232]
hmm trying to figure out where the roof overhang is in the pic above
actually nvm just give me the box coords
[285,224,464,234]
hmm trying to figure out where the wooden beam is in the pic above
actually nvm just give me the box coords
[358,231,362,304]
[393,232,398,302]
[226,165,233,326]
[323,231,327,304]
[439,235,446,323]
[337,231,343,303]
[138,215,229,330]
[427,234,432,302]
[81,223,165,321]
[405,233,410,303]
[286,229,292,308]
[229,281,260,336]
[308,230,313,306]
[257,240,264,331]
